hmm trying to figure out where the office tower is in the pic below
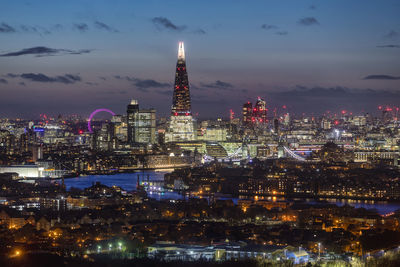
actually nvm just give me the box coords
[134,109,156,144]
[166,42,195,142]
[127,99,139,145]
[242,102,253,124]
[253,97,267,123]
[242,97,267,125]
[127,99,156,145]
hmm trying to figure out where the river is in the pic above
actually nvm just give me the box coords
[60,171,400,215]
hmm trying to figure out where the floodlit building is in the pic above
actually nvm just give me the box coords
[126,99,156,144]
[166,42,196,142]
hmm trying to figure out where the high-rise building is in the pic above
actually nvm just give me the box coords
[242,102,253,124]
[253,97,267,123]
[172,42,191,116]
[126,99,156,145]
[134,109,156,144]
[166,42,195,142]
[242,97,268,125]
[127,99,139,144]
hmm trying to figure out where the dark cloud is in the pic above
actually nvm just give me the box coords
[0,78,7,84]
[200,80,234,90]
[309,5,316,10]
[15,73,82,84]
[298,17,319,26]
[19,82,25,86]
[261,24,278,30]
[376,44,400,48]
[384,30,399,39]
[52,24,63,30]
[363,75,400,80]
[114,75,170,89]
[134,78,170,89]
[99,77,107,80]
[193,29,206,34]
[20,25,39,33]
[0,23,16,33]
[276,31,288,35]
[6,73,18,78]
[0,46,92,57]
[94,21,119,32]
[151,17,186,32]
[21,25,51,35]
[85,82,98,86]
[73,23,89,32]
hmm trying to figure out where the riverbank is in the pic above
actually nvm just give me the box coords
[56,172,400,215]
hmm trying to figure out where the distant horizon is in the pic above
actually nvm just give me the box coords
[1,0,399,118]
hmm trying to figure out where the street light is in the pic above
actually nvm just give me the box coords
[118,242,122,251]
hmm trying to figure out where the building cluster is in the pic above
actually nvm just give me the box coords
[1,42,400,265]
[0,172,399,265]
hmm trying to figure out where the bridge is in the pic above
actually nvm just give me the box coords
[202,143,309,163]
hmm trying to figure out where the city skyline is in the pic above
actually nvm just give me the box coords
[2,2,400,265]
[0,0,400,118]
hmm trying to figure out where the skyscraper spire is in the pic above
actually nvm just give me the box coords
[172,41,191,116]
[178,41,185,60]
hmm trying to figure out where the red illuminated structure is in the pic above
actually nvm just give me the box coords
[242,97,268,125]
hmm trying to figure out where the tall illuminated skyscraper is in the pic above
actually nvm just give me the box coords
[166,42,196,142]
[172,42,191,116]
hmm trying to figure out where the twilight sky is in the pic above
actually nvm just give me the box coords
[0,0,400,119]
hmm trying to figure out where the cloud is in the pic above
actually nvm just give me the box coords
[363,75,400,80]
[73,23,89,32]
[0,23,16,33]
[200,80,234,90]
[15,73,82,84]
[376,44,400,48]
[0,78,7,84]
[85,82,98,86]
[0,46,92,57]
[19,82,25,86]
[275,31,288,35]
[134,78,169,89]
[261,24,278,30]
[114,75,170,90]
[151,17,186,32]
[270,86,400,99]
[384,30,399,39]
[193,28,206,34]
[19,25,39,33]
[298,17,319,26]
[263,86,400,115]
[309,5,316,10]
[20,25,51,35]
[94,21,119,32]
[267,86,400,114]
[52,24,63,31]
